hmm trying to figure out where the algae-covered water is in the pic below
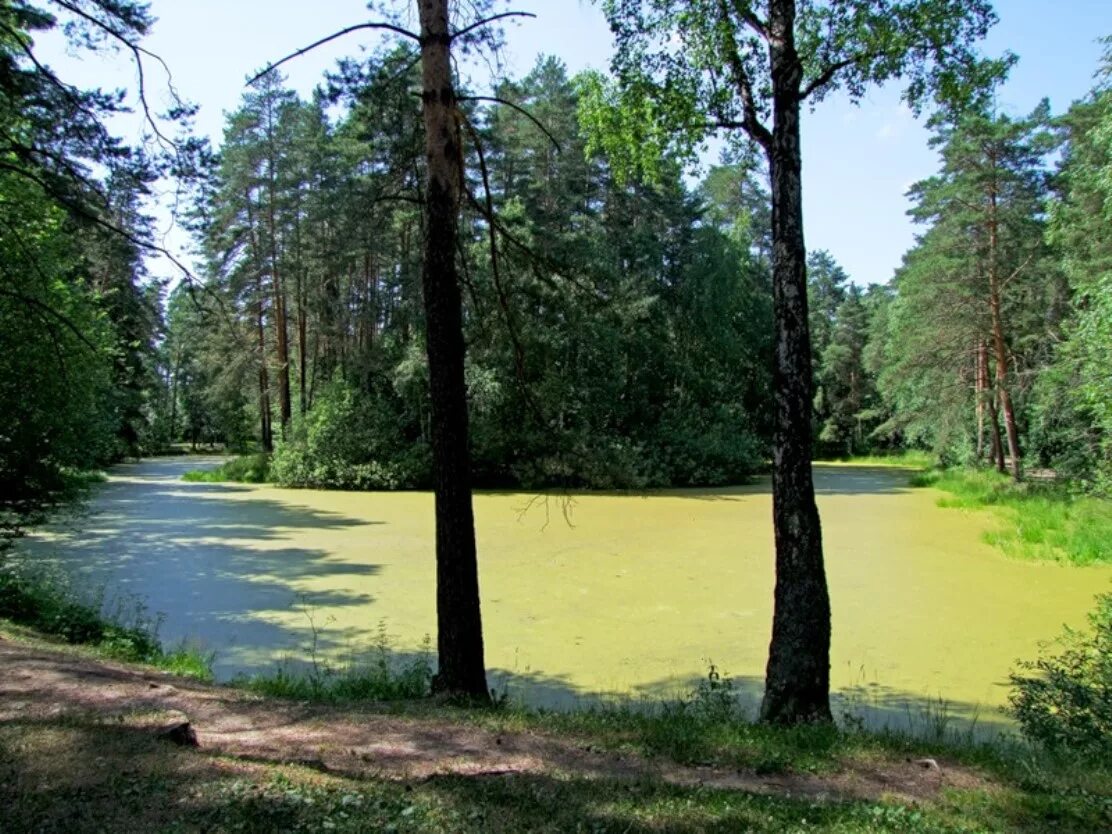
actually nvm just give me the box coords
[24,458,1111,728]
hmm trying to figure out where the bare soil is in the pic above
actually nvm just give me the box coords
[0,636,988,804]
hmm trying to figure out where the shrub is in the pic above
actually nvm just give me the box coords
[270,381,431,491]
[1009,593,1112,759]
[182,453,271,484]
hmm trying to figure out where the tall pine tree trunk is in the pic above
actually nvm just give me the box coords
[987,163,1021,480]
[759,0,832,726]
[268,194,292,437]
[246,191,274,453]
[975,340,987,461]
[256,278,273,453]
[417,0,489,702]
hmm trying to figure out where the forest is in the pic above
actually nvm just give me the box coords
[2,1,1112,831]
[6,23,1110,515]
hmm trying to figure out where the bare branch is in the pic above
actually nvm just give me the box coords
[249,21,421,85]
[48,0,181,150]
[450,11,536,42]
[458,95,561,152]
[799,57,859,101]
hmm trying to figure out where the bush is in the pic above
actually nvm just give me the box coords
[1009,593,1112,759]
[182,453,271,484]
[270,381,430,490]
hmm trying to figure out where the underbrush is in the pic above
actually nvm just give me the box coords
[182,452,272,484]
[1010,592,1112,759]
[909,467,1112,564]
[0,564,212,679]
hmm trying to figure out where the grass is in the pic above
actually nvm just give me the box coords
[1,603,1110,832]
[0,563,213,679]
[2,668,1110,833]
[182,452,272,484]
[816,450,935,469]
[238,625,434,703]
[910,468,1112,565]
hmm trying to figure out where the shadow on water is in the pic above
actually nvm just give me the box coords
[17,457,1003,740]
[483,466,919,505]
[486,666,1011,740]
[18,458,386,679]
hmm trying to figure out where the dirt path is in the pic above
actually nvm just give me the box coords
[0,637,983,804]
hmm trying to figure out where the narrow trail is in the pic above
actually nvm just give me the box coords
[0,637,984,804]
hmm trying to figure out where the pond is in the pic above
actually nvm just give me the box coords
[22,457,1111,732]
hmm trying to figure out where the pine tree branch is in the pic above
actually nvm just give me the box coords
[248,22,421,85]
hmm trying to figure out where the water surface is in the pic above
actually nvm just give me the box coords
[24,458,1110,729]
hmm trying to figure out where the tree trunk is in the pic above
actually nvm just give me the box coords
[268,183,292,437]
[988,388,1005,473]
[246,190,274,453]
[256,279,273,453]
[987,162,1021,480]
[975,340,987,461]
[417,0,489,703]
[989,287,1021,479]
[759,0,832,726]
[294,189,308,417]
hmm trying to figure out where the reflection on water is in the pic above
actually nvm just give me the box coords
[21,458,1112,735]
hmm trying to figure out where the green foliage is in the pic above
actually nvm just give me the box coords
[873,104,1059,465]
[1038,42,1112,491]
[239,627,433,703]
[0,1,175,538]
[585,0,1002,186]
[0,564,213,679]
[1010,593,1112,760]
[271,381,431,490]
[183,453,273,484]
[911,468,1112,564]
[174,56,773,492]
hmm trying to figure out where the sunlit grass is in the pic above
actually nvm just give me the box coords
[817,450,934,469]
[910,468,1112,565]
[182,452,271,484]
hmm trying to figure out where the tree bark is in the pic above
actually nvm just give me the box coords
[246,190,273,453]
[759,0,833,725]
[256,277,273,453]
[988,283,1021,479]
[987,159,1021,480]
[417,0,490,703]
[988,390,1005,473]
[267,161,293,437]
[975,340,987,461]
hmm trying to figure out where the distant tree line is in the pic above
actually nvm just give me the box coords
[167,52,778,491]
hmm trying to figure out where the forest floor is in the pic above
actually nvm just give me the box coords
[2,623,1110,833]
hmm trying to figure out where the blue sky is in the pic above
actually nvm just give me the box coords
[39,0,1111,285]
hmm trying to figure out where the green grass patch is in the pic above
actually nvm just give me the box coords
[3,710,1110,833]
[182,452,272,484]
[0,563,213,679]
[909,468,1112,564]
[238,639,434,704]
[818,450,935,469]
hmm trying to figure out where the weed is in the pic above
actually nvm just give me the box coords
[238,611,433,703]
